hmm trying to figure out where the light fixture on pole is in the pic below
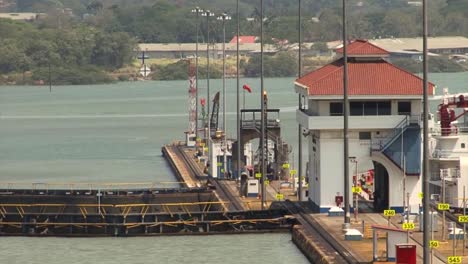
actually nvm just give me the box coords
[260,0,266,210]
[342,0,351,228]
[217,12,231,179]
[191,6,204,141]
[236,0,241,181]
[422,0,430,261]
[297,0,303,202]
[201,9,215,170]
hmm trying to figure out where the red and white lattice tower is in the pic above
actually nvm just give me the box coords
[188,62,196,134]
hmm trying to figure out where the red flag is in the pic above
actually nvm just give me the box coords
[243,84,252,93]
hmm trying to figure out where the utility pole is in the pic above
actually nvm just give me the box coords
[260,0,266,210]
[236,0,241,181]
[342,0,350,227]
[442,170,446,241]
[217,13,231,178]
[202,10,215,171]
[192,7,204,141]
[297,0,303,202]
[422,1,430,261]
[48,60,52,93]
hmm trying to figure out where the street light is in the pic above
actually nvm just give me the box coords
[201,10,215,175]
[217,12,231,178]
[191,6,204,141]
[201,10,215,141]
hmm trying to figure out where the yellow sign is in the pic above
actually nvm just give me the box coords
[282,163,290,169]
[264,180,270,185]
[352,186,362,194]
[402,222,415,230]
[418,192,424,199]
[437,203,450,211]
[429,240,440,248]
[220,168,225,173]
[384,210,396,217]
[200,142,205,147]
[276,193,284,200]
[203,147,208,151]
[255,173,262,179]
[196,138,202,142]
[290,169,297,175]
[217,162,222,167]
[448,256,462,264]
[459,215,468,223]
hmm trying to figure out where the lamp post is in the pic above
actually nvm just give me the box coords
[236,0,241,181]
[191,7,204,141]
[217,13,231,178]
[297,0,303,201]
[349,157,358,221]
[201,10,215,172]
[260,0,266,210]
[342,0,351,228]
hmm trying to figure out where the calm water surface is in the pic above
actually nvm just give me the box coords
[0,73,466,263]
[1,234,308,264]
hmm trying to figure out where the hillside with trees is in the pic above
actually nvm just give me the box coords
[0,15,135,84]
[9,0,468,43]
[0,0,466,83]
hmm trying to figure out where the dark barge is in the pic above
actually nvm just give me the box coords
[0,187,293,236]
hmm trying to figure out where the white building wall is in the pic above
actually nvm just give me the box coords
[303,98,425,212]
[308,131,321,206]
[308,129,421,212]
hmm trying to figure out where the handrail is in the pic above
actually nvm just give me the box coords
[432,149,465,159]
[431,126,468,136]
[371,116,409,152]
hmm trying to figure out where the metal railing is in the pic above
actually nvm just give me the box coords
[0,181,185,191]
[430,168,461,181]
[431,126,468,137]
[371,115,409,152]
[432,149,465,160]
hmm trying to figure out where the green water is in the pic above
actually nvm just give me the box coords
[0,234,309,264]
[0,74,466,184]
[0,73,466,263]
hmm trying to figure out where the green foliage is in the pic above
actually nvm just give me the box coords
[12,0,468,43]
[32,65,114,85]
[0,17,136,84]
[244,52,297,77]
[311,42,329,53]
[151,61,189,81]
[151,60,222,80]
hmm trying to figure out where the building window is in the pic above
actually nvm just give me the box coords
[330,102,343,116]
[350,102,363,115]
[350,101,391,116]
[398,101,412,115]
[378,101,391,115]
[462,143,466,149]
[359,132,371,140]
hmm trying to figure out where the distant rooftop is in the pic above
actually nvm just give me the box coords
[0,12,44,20]
[229,36,257,44]
[370,36,468,52]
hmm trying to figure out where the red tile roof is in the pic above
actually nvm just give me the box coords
[296,58,435,96]
[229,35,257,44]
[336,39,389,56]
